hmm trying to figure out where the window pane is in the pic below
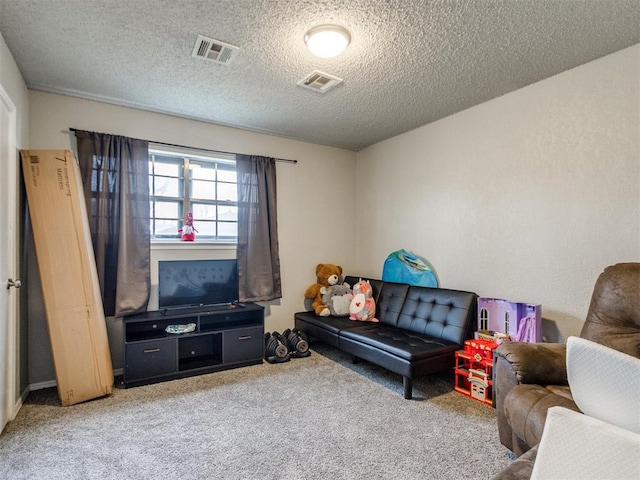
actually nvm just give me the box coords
[195,220,216,237]
[191,180,216,200]
[154,177,181,197]
[154,201,181,218]
[218,221,237,238]
[218,182,237,202]
[218,205,237,221]
[191,164,216,181]
[153,160,182,177]
[154,219,180,237]
[191,203,217,221]
[217,168,236,183]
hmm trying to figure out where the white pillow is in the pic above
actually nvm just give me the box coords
[566,336,640,434]
[531,407,640,480]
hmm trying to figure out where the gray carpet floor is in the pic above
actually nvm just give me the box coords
[0,344,513,479]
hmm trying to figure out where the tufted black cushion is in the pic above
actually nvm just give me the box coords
[340,324,460,361]
[295,312,358,335]
[394,286,477,345]
[295,309,372,347]
[377,282,410,324]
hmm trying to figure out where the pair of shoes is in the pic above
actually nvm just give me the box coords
[264,328,310,364]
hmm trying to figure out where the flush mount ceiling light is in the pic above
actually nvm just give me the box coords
[304,25,351,58]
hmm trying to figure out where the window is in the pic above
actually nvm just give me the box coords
[479,308,488,331]
[149,147,237,242]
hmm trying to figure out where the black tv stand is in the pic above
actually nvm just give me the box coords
[122,303,264,387]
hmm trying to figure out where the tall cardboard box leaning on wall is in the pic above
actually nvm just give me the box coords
[21,150,114,406]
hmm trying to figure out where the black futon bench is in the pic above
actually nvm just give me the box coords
[294,276,478,399]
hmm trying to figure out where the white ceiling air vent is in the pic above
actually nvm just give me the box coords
[192,35,238,65]
[297,70,343,93]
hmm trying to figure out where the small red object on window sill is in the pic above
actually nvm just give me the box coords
[178,211,198,242]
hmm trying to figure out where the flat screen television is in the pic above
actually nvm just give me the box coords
[158,259,239,309]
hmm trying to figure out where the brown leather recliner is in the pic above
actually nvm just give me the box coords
[494,263,640,457]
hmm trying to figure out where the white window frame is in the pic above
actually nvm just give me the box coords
[148,145,237,244]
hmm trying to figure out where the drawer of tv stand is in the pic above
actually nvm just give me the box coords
[125,338,177,381]
[223,326,264,363]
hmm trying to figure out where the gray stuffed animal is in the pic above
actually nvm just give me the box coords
[321,283,352,317]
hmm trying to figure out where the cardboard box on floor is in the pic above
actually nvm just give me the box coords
[21,150,113,406]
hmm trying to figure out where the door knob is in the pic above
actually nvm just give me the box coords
[7,278,21,289]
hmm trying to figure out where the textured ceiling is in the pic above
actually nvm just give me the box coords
[0,0,638,151]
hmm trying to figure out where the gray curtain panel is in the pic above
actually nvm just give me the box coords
[236,155,282,302]
[75,130,150,317]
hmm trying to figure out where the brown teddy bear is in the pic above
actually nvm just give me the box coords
[304,263,344,316]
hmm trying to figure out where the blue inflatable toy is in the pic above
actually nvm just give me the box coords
[382,249,439,287]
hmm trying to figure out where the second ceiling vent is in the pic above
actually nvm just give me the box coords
[297,71,343,94]
[192,35,238,65]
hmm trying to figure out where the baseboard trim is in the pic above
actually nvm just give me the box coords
[9,385,31,423]
[11,389,26,422]
[28,368,123,392]
[28,379,57,391]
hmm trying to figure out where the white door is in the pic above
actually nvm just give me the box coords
[0,84,18,433]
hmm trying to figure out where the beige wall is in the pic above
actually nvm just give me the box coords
[355,45,640,342]
[0,33,29,404]
[27,91,357,382]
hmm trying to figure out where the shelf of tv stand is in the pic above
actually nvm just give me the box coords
[122,303,264,387]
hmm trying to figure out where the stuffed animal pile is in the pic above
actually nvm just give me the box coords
[304,266,378,321]
[304,263,345,316]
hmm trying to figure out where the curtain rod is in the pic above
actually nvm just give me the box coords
[68,128,298,164]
